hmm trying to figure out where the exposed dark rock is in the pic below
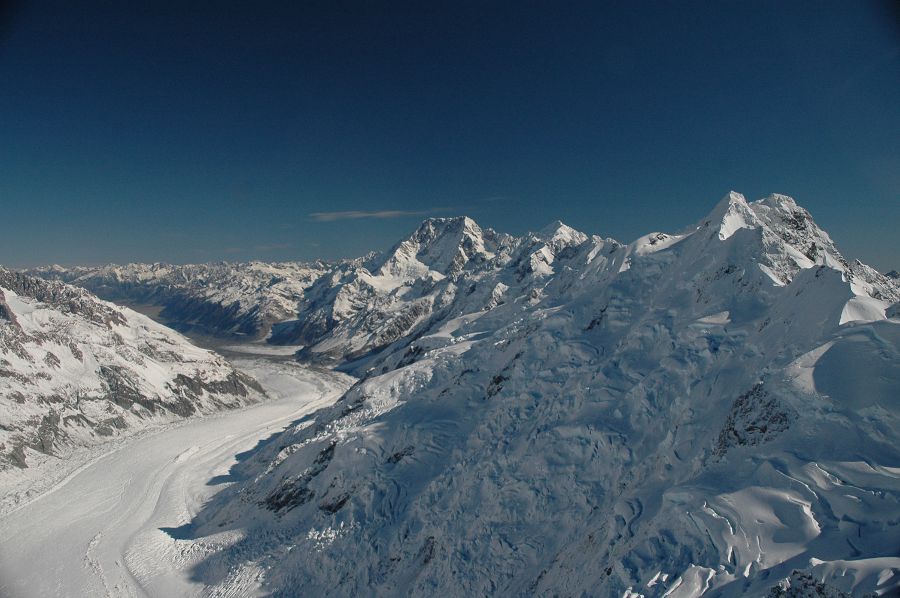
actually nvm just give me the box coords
[714,383,793,458]
[318,492,351,513]
[585,305,608,331]
[264,441,337,513]
[168,370,263,409]
[418,536,436,565]
[396,345,424,368]
[486,374,509,398]
[34,411,62,455]
[100,365,157,412]
[8,443,28,468]
[0,368,29,384]
[0,290,20,328]
[767,571,853,598]
[68,343,84,361]
[43,352,61,369]
[95,416,128,436]
[387,445,415,464]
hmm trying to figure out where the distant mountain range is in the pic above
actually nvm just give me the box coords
[28,261,329,340]
[29,195,898,370]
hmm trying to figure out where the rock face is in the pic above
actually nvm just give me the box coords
[767,571,853,598]
[159,193,899,597]
[0,268,264,471]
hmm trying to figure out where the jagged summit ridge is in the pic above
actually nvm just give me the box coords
[28,193,900,363]
[377,216,500,279]
[691,192,899,308]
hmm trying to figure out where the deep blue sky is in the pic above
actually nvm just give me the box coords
[1,1,898,269]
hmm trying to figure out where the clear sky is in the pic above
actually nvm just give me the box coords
[1,1,898,270]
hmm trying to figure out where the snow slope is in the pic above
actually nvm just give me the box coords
[0,358,353,598]
[172,193,900,596]
[0,268,265,476]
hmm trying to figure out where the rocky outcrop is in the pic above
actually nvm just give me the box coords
[713,383,794,458]
[767,571,853,598]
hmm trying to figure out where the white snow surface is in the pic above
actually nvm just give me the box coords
[134,193,899,597]
[0,358,352,598]
[7,192,900,597]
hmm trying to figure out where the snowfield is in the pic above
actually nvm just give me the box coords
[0,358,353,598]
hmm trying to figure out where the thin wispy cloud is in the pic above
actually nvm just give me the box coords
[255,242,294,252]
[308,209,444,222]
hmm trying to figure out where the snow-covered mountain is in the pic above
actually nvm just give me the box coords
[28,218,602,363]
[0,268,265,473]
[34,202,896,374]
[28,261,329,340]
[268,216,601,363]
[169,193,899,596]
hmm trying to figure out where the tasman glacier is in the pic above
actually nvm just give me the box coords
[19,192,900,597]
[122,192,896,597]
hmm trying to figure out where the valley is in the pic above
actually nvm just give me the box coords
[0,354,353,598]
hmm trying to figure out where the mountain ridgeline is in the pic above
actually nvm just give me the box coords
[22,193,900,596]
[32,195,899,367]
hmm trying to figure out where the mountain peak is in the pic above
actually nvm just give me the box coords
[379,216,492,278]
[415,215,480,234]
[702,191,759,240]
[756,192,799,211]
[690,192,853,286]
[538,220,588,248]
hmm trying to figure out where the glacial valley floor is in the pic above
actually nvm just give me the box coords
[0,356,353,598]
